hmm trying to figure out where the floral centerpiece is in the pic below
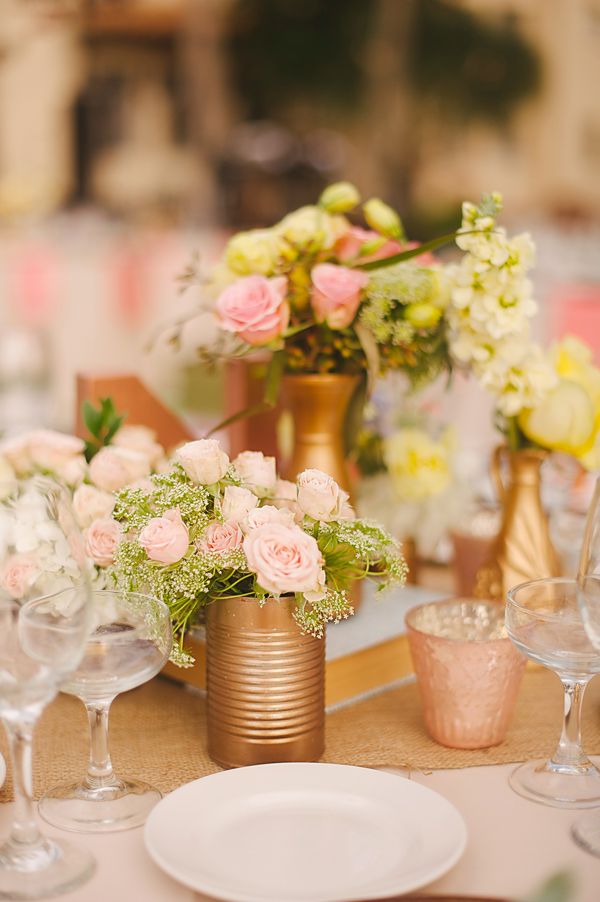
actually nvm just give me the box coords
[110,439,406,667]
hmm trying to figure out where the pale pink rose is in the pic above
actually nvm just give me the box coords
[233,451,277,495]
[243,504,296,534]
[310,263,369,329]
[0,554,38,599]
[28,430,86,472]
[216,275,290,346]
[73,484,116,529]
[176,439,229,485]
[53,455,87,487]
[113,425,164,469]
[220,485,258,523]
[84,518,122,567]
[89,446,151,493]
[0,435,32,476]
[339,500,356,520]
[139,508,189,565]
[243,523,325,596]
[198,520,243,553]
[335,226,402,264]
[271,478,297,510]
[297,468,349,521]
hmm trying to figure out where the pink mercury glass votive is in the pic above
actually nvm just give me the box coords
[405,599,526,750]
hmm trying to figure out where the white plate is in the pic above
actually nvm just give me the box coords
[144,763,467,902]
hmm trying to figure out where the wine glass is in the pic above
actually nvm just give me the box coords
[39,588,172,833]
[571,476,600,856]
[0,476,95,899]
[505,576,600,807]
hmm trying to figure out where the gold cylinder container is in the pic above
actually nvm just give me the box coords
[280,373,359,495]
[205,596,325,768]
[475,447,560,600]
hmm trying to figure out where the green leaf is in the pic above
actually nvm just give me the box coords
[264,349,285,407]
[356,228,485,271]
[105,415,125,444]
[82,400,103,439]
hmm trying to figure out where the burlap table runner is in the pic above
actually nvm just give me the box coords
[1,669,599,800]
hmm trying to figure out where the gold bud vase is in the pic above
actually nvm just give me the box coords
[475,447,560,600]
[281,373,359,495]
[205,596,325,768]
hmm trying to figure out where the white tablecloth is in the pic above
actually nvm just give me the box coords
[3,764,598,902]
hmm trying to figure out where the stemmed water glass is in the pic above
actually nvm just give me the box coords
[572,476,600,856]
[39,589,172,833]
[505,577,600,807]
[0,476,94,899]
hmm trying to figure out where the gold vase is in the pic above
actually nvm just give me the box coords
[280,374,359,495]
[475,447,560,600]
[205,596,325,768]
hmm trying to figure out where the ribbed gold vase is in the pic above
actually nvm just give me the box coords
[475,447,560,600]
[281,373,359,495]
[205,596,325,768]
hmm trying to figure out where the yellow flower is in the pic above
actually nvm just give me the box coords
[225,229,281,276]
[276,205,347,252]
[318,181,361,213]
[384,428,451,501]
[363,198,403,240]
[552,335,600,408]
[404,303,443,329]
[518,379,595,455]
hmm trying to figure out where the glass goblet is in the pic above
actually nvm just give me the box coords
[0,476,95,900]
[571,475,600,856]
[505,576,600,808]
[39,589,172,833]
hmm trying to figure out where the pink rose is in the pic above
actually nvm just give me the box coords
[297,468,349,521]
[0,554,38,599]
[85,518,122,567]
[28,429,85,472]
[113,425,164,469]
[73,484,116,529]
[310,263,369,329]
[233,451,277,496]
[89,446,151,493]
[199,521,243,553]
[0,435,33,476]
[221,485,259,523]
[139,508,189,565]
[243,504,296,533]
[243,523,325,596]
[176,439,229,485]
[335,226,402,264]
[216,275,290,346]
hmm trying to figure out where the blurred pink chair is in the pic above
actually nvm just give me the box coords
[548,283,600,360]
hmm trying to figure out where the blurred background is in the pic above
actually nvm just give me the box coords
[1,0,600,444]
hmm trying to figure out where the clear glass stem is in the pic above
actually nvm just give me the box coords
[552,678,590,768]
[4,719,44,849]
[85,700,118,789]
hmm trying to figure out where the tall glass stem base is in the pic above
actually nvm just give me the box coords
[38,700,161,834]
[0,719,95,899]
[509,678,600,808]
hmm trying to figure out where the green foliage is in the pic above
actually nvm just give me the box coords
[82,397,125,462]
[522,872,574,902]
[227,0,375,117]
[410,0,541,121]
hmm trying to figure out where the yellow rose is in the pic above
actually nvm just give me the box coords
[518,378,595,454]
[363,198,403,240]
[225,229,280,276]
[276,205,347,251]
[384,428,451,502]
[318,181,361,214]
[404,302,443,329]
[552,335,600,407]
